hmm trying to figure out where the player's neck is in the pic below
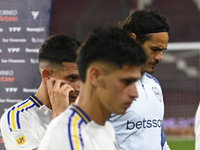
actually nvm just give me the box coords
[35,81,51,109]
[76,86,110,125]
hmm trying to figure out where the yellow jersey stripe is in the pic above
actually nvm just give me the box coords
[73,115,81,150]
[71,106,90,123]
[11,110,16,130]
[9,100,34,131]
[30,95,42,107]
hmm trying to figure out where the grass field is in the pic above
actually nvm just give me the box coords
[167,137,195,150]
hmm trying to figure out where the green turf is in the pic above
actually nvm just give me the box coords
[167,140,195,150]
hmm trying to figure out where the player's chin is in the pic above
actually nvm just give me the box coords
[146,67,155,74]
[113,106,130,114]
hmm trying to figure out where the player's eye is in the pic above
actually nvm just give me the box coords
[122,79,133,86]
[69,76,77,82]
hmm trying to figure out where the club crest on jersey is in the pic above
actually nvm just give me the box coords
[15,133,27,145]
[152,87,162,102]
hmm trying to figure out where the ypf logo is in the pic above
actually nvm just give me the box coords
[5,87,18,92]
[7,48,20,53]
[9,27,21,32]
[31,11,39,20]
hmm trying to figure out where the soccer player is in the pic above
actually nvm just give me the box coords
[109,9,171,150]
[0,35,81,150]
[37,25,147,150]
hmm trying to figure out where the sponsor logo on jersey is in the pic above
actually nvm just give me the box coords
[152,87,162,102]
[8,27,21,32]
[126,119,162,130]
[5,87,18,92]
[7,48,20,53]
[25,48,39,53]
[15,133,27,145]
[31,11,39,20]
[26,27,45,32]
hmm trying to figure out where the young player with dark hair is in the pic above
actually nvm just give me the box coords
[38,25,147,150]
[0,35,81,150]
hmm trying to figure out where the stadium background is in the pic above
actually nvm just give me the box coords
[0,0,199,149]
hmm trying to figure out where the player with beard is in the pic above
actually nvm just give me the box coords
[37,25,147,150]
[109,9,171,150]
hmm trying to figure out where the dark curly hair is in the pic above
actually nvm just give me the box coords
[120,9,170,44]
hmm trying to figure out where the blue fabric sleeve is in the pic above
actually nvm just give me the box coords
[161,124,166,149]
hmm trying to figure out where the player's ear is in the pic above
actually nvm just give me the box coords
[41,69,53,81]
[88,66,103,87]
[130,33,137,41]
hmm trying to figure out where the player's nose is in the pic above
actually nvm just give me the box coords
[128,83,138,99]
[73,79,82,92]
[155,51,163,61]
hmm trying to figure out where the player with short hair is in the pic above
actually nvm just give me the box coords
[0,35,81,150]
[109,9,171,150]
[38,25,147,150]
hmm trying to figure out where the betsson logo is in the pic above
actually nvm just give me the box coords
[126,119,162,130]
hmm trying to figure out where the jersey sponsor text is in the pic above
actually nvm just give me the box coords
[126,119,162,130]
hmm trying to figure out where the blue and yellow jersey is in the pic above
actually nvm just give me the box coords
[7,95,43,132]
[68,105,91,150]
[0,95,52,150]
[38,105,118,150]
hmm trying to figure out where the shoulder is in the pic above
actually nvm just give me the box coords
[1,96,42,132]
[145,73,161,87]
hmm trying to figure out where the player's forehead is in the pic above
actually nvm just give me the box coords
[146,32,169,48]
[110,64,142,79]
